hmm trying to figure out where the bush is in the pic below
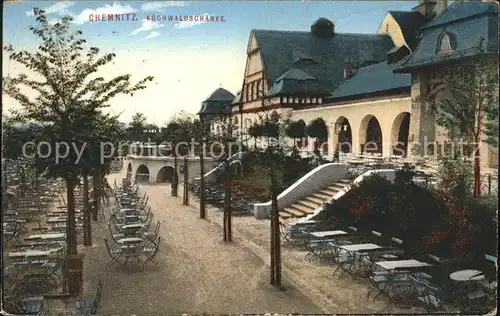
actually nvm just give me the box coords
[317,170,497,264]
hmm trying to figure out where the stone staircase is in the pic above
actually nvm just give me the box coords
[279,179,351,226]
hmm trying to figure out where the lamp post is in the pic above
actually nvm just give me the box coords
[198,115,206,219]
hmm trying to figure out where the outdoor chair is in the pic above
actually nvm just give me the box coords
[75,280,103,315]
[103,237,122,268]
[108,223,124,242]
[331,248,356,279]
[143,236,161,268]
[3,295,43,315]
[367,269,392,301]
[379,237,404,260]
[409,276,443,311]
[4,224,22,246]
[143,221,161,241]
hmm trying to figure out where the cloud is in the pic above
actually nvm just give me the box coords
[141,1,187,11]
[72,2,136,24]
[26,1,75,17]
[174,13,210,29]
[130,20,164,35]
[145,31,160,40]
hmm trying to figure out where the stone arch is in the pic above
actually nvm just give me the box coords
[391,112,411,157]
[334,116,352,153]
[135,164,150,183]
[156,166,176,183]
[359,115,382,154]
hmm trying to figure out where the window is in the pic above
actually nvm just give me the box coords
[248,83,253,101]
[437,32,454,54]
[245,84,250,102]
[258,80,264,97]
[312,97,317,103]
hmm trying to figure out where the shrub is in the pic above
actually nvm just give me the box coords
[317,170,497,265]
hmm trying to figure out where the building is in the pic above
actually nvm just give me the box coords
[198,87,235,136]
[217,0,498,168]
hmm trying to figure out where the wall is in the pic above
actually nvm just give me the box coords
[125,155,215,184]
[292,97,411,157]
[296,169,397,223]
[377,13,407,48]
[253,163,348,219]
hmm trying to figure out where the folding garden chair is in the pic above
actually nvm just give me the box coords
[75,280,103,315]
[409,276,443,311]
[103,237,122,268]
[143,236,160,268]
[332,247,357,279]
[143,221,161,242]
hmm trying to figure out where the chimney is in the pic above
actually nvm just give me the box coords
[344,60,357,79]
[413,0,448,20]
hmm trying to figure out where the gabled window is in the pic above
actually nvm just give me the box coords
[437,32,455,54]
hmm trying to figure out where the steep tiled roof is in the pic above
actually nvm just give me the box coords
[198,88,234,116]
[395,1,498,72]
[423,1,498,29]
[231,90,242,105]
[252,29,394,94]
[267,68,329,97]
[329,61,411,100]
[388,11,428,50]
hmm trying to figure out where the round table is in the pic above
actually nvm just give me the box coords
[450,269,485,281]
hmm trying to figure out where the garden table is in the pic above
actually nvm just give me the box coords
[25,233,66,241]
[47,218,66,223]
[339,243,382,252]
[375,259,431,270]
[9,250,51,259]
[450,269,485,281]
[310,230,347,238]
[449,269,487,310]
[296,220,316,225]
[121,223,145,230]
[118,237,143,244]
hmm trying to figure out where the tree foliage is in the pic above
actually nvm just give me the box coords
[286,120,307,140]
[429,40,498,147]
[3,8,154,181]
[307,117,328,140]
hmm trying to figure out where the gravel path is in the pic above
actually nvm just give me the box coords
[80,170,323,314]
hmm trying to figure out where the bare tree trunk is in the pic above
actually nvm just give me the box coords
[223,159,233,242]
[82,173,92,246]
[474,145,481,196]
[172,151,178,197]
[269,164,276,285]
[270,167,281,286]
[183,156,189,205]
[65,177,77,255]
[92,170,100,221]
[200,144,206,219]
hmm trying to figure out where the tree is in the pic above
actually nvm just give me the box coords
[251,111,290,286]
[125,112,147,142]
[307,117,328,158]
[248,123,264,149]
[3,8,153,294]
[286,120,307,150]
[429,39,499,196]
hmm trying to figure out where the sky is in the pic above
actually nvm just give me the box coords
[3,0,418,126]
